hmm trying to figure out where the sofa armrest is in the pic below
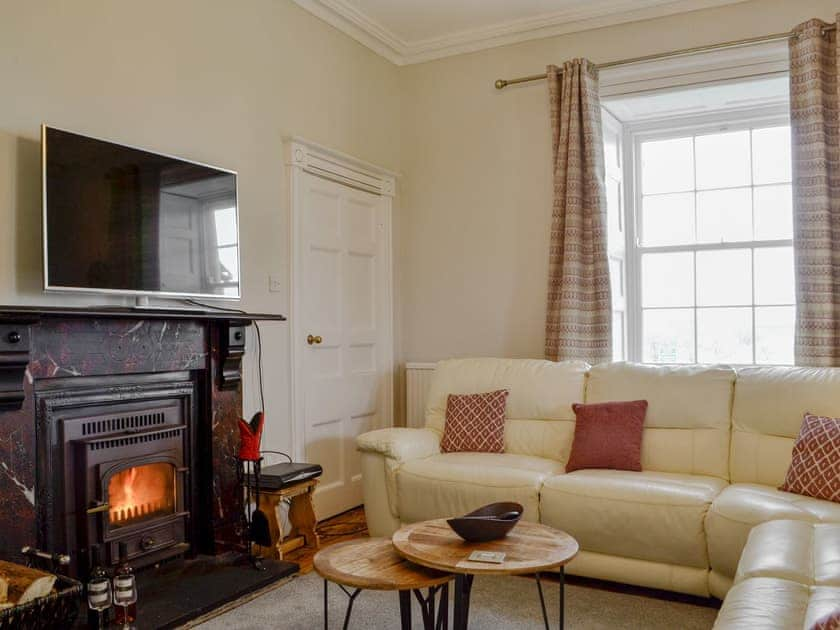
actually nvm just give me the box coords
[356,427,441,463]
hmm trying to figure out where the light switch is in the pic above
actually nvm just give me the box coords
[268,275,283,293]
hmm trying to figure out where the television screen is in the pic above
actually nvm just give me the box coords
[43,126,240,299]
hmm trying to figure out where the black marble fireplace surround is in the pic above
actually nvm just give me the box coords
[0,304,285,579]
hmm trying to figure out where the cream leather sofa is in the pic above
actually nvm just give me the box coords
[357,359,840,602]
[713,520,840,628]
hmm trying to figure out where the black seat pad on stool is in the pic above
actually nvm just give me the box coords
[255,462,323,490]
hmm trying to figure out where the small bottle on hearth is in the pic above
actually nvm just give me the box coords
[86,545,112,629]
[113,542,137,627]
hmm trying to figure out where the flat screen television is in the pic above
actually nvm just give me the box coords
[42,125,241,300]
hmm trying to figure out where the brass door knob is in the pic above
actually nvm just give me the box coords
[307,334,323,345]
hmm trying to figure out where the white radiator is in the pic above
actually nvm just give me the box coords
[405,362,436,428]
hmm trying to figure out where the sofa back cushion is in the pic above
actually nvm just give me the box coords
[731,366,840,486]
[425,358,589,462]
[585,362,735,479]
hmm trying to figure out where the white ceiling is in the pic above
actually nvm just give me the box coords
[293,0,752,65]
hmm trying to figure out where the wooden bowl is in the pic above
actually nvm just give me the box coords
[446,502,524,542]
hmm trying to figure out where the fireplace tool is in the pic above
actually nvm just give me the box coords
[238,411,271,569]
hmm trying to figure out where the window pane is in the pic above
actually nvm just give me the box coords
[642,252,694,307]
[754,184,793,240]
[755,306,795,365]
[643,309,695,363]
[697,307,753,363]
[613,311,625,361]
[752,126,792,185]
[696,249,751,306]
[695,130,751,190]
[696,188,752,243]
[213,207,238,247]
[754,247,794,305]
[607,178,622,251]
[641,137,694,194]
[641,193,694,246]
[609,258,624,300]
[217,246,239,281]
[604,128,620,171]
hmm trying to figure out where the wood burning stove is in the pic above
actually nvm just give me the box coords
[76,418,189,569]
[36,373,200,576]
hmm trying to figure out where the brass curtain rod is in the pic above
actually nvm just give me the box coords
[494,25,836,90]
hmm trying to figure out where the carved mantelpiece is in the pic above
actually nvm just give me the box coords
[0,322,33,411]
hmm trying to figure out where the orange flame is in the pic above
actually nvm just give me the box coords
[108,463,175,526]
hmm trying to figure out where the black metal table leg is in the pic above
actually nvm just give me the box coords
[534,570,565,630]
[323,583,362,630]
[339,586,361,630]
[559,567,565,630]
[324,579,328,630]
[453,574,474,630]
[325,580,451,630]
[437,583,449,630]
[400,590,412,629]
[412,583,451,630]
[535,573,550,630]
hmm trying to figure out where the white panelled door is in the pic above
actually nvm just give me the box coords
[295,170,392,520]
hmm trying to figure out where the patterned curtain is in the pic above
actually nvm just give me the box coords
[790,18,840,366]
[544,61,612,364]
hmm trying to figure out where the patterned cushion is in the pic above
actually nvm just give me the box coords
[811,609,840,630]
[440,390,509,453]
[780,413,840,503]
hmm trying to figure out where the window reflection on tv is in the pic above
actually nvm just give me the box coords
[43,126,240,299]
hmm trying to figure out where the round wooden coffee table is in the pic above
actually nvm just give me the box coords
[392,519,578,630]
[314,537,453,629]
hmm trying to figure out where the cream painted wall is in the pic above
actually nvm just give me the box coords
[0,0,401,455]
[397,0,839,367]
[2,0,838,436]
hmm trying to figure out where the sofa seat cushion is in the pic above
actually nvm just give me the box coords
[395,452,562,524]
[712,577,840,629]
[706,483,840,579]
[736,520,840,586]
[540,469,726,568]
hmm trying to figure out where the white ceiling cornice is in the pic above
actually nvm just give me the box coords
[293,0,753,66]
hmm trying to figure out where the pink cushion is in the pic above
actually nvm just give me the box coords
[779,413,840,503]
[440,390,509,453]
[810,609,840,630]
[566,400,648,473]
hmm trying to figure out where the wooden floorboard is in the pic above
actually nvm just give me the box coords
[285,506,368,574]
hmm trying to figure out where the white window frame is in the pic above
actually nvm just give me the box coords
[622,103,793,365]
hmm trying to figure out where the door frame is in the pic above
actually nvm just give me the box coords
[285,136,397,463]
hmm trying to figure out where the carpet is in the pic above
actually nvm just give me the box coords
[194,571,719,629]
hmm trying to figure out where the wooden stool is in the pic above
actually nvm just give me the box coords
[256,478,320,560]
[314,538,452,630]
